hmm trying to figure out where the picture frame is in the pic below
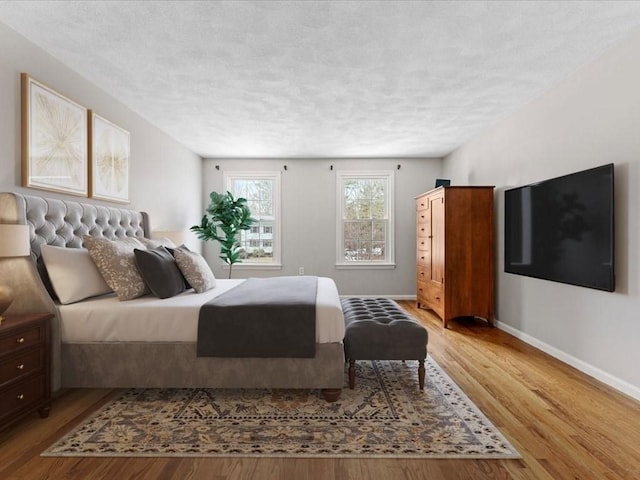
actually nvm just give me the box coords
[89,111,130,203]
[21,73,88,196]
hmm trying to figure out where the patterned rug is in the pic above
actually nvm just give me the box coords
[43,359,519,458]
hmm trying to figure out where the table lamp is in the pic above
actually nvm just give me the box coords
[0,224,31,324]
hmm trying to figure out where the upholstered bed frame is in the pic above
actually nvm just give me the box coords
[0,192,344,402]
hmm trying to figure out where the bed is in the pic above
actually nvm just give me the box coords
[0,192,345,402]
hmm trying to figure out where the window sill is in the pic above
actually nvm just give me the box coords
[223,263,283,270]
[335,263,396,270]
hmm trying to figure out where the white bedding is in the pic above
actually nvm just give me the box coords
[58,277,345,344]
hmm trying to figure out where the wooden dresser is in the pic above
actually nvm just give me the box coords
[416,186,494,328]
[0,313,52,431]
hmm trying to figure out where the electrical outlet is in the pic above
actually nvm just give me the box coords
[298,267,304,275]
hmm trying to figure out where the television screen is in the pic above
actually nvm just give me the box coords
[504,164,614,291]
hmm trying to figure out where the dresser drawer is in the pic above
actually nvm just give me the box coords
[417,281,444,316]
[416,197,429,212]
[0,324,43,354]
[417,250,430,265]
[0,374,45,418]
[0,348,44,387]
[417,236,430,252]
[416,208,429,222]
[417,265,429,283]
[417,222,430,239]
[417,280,428,301]
[425,283,444,310]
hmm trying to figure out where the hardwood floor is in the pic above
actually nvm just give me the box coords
[1,302,639,479]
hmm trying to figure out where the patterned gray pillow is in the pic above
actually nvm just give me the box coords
[83,236,149,301]
[173,249,216,293]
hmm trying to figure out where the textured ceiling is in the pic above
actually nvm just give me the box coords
[1,1,640,158]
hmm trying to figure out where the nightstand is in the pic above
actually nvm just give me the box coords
[0,313,52,431]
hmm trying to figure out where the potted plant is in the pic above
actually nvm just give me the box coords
[190,191,255,278]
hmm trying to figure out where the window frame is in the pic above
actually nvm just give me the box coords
[223,171,282,270]
[335,170,395,269]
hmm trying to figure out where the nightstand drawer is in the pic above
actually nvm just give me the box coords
[0,374,45,418]
[0,314,52,431]
[0,324,43,354]
[0,349,44,386]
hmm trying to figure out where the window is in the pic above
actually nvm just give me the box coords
[337,171,394,267]
[224,171,281,267]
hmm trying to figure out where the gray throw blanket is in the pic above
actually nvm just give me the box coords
[197,276,318,358]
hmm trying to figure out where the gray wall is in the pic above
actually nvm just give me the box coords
[444,30,640,399]
[0,22,202,240]
[202,158,442,296]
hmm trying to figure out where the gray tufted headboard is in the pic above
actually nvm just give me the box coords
[13,193,149,260]
[2,192,150,297]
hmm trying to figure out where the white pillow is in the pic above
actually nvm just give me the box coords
[41,245,112,304]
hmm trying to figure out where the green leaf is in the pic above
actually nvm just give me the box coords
[192,190,257,278]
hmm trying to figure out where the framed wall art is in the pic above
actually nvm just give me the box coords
[89,111,130,203]
[21,73,88,196]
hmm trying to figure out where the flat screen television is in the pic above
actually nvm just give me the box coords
[504,163,614,291]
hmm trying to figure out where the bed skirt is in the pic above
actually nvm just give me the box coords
[61,342,344,390]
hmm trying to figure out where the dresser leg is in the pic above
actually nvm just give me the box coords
[418,360,425,390]
[38,403,51,418]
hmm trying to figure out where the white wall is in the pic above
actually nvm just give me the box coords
[444,30,640,399]
[202,158,442,295]
[0,22,202,241]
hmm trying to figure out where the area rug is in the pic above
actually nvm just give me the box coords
[42,359,520,458]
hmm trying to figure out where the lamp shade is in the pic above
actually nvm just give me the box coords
[0,224,31,257]
[152,230,185,246]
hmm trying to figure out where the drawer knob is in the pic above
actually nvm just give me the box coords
[16,364,24,370]
[16,337,25,344]
[435,296,440,300]
[17,394,24,400]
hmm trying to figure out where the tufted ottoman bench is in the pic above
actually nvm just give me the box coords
[341,298,428,389]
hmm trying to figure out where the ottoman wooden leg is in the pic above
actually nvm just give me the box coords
[348,359,356,389]
[418,359,426,390]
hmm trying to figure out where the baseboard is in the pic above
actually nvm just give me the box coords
[496,321,640,402]
[340,294,417,301]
